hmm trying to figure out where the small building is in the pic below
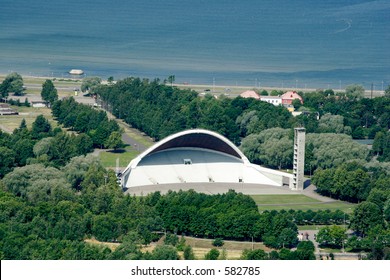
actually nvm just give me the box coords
[0,103,18,115]
[240,90,260,99]
[31,101,48,108]
[260,95,282,106]
[281,91,303,105]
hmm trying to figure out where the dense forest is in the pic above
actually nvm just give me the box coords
[0,157,315,260]
[96,77,292,144]
[51,97,121,149]
[1,75,390,259]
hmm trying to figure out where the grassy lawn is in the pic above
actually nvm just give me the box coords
[251,194,319,204]
[298,225,328,230]
[86,236,271,260]
[99,147,139,168]
[0,106,57,132]
[250,194,356,212]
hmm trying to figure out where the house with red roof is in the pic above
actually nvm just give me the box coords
[281,91,303,105]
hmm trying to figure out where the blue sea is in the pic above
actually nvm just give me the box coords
[1,0,389,89]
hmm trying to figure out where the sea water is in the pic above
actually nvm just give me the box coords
[1,0,389,89]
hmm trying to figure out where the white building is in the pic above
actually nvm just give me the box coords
[121,129,293,194]
[259,96,282,106]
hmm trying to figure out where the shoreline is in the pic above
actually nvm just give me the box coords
[0,73,386,97]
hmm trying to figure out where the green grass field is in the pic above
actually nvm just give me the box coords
[99,147,139,168]
[250,194,356,212]
[0,106,57,132]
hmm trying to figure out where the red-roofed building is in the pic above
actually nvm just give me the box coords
[240,90,260,100]
[281,91,303,105]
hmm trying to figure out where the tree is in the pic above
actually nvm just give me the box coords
[259,136,293,169]
[204,248,220,260]
[0,147,15,178]
[151,245,179,260]
[41,79,58,104]
[13,138,34,166]
[92,214,120,241]
[241,249,268,260]
[292,98,302,110]
[384,199,390,224]
[384,85,390,97]
[104,131,124,151]
[316,226,346,248]
[345,84,365,100]
[164,233,179,246]
[2,164,72,202]
[212,238,224,247]
[107,76,114,84]
[81,77,102,93]
[183,245,195,260]
[350,202,384,236]
[31,115,52,139]
[278,228,298,248]
[62,155,101,190]
[0,72,24,96]
[306,133,369,170]
[296,241,316,260]
[317,113,345,134]
[167,75,175,86]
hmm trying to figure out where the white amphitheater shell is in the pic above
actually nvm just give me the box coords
[121,129,293,194]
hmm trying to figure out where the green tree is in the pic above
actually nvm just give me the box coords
[345,84,365,100]
[81,77,102,93]
[204,248,220,260]
[259,136,293,169]
[151,245,179,260]
[278,228,298,248]
[2,164,72,202]
[13,138,34,166]
[73,133,94,155]
[292,98,302,110]
[31,115,52,139]
[316,225,346,248]
[241,249,268,260]
[107,76,114,84]
[33,137,52,157]
[0,72,24,96]
[384,85,390,97]
[384,199,390,224]
[296,241,316,260]
[317,113,345,134]
[350,202,384,236]
[41,79,58,104]
[167,75,175,86]
[92,214,119,241]
[164,233,179,246]
[105,131,124,151]
[62,155,102,191]
[183,245,195,260]
[212,238,224,247]
[0,147,15,178]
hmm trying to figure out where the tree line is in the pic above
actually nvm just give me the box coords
[0,155,309,260]
[51,97,121,149]
[0,116,95,178]
[95,77,292,144]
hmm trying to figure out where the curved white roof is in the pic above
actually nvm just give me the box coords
[124,129,249,172]
[121,129,283,190]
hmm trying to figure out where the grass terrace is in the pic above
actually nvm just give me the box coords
[250,194,356,212]
[99,146,139,169]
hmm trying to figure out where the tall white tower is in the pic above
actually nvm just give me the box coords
[291,127,305,190]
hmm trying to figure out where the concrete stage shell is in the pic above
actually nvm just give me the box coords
[121,129,292,194]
